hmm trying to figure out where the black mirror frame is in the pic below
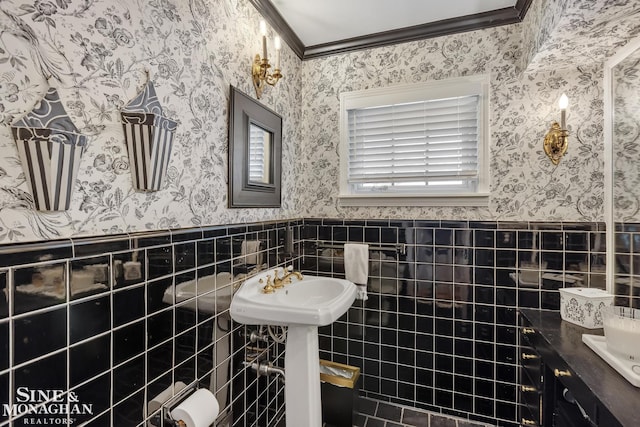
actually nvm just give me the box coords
[228,86,282,208]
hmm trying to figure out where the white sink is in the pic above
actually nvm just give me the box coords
[230,271,356,327]
[164,272,233,315]
[230,269,357,427]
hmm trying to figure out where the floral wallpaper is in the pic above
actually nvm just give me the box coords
[1,0,639,243]
[526,0,640,73]
[519,0,567,72]
[297,0,640,222]
[0,0,302,243]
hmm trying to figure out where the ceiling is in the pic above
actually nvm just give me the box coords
[272,0,518,46]
[249,0,532,59]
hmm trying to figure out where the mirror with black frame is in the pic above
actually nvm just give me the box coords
[228,86,282,207]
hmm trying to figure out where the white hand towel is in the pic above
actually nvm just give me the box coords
[241,240,262,265]
[344,243,369,300]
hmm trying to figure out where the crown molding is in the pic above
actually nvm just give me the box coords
[249,0,533,60]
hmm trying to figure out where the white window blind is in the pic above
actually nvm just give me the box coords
[347,95,480,192]
[249,124,266,182]
[339,76,490,206]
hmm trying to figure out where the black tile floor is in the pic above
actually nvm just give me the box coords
[276,397,493,427]
[349,398,492,427]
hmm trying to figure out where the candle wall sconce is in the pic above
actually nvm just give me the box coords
[252,20,283,99]
[543,93,569,165]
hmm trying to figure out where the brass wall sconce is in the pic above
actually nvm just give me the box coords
[252,20,283,99]
[543,93,569,165]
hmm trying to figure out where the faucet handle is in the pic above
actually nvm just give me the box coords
[259,275,275,294]
[276,266,291,276]
[273,268,287,288]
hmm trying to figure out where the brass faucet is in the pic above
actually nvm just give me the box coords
[259,275,275,293]
[273,267,303,288]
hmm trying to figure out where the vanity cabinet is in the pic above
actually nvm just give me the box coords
[519,326,546,426]
[519,310,640,427]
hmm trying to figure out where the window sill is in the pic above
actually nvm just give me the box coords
[338,193,490,207]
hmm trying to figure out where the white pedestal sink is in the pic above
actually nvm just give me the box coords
[163,273,235,406]
[230,270,357,427]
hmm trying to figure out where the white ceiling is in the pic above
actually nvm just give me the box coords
[270,0,518,47]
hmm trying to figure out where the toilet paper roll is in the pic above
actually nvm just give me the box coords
[147,381,187,422]
[170,388,219,427]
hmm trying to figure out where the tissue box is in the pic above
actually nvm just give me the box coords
[559,287,614,329]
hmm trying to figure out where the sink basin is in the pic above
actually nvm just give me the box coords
[230,271,357,327]
[230,269,357,427]
[163,272,233,315]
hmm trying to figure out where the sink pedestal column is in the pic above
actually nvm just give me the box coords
[284,325,322,427]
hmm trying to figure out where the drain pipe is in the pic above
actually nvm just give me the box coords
[244,360,285,383]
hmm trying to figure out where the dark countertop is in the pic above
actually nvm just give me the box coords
[520,309,640,427]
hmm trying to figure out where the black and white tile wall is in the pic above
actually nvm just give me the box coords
[303,219,605,427]
[0,220,298,427]
[0,217,607,427]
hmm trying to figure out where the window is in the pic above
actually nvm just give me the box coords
[339,75,490,206]
[248,123,272,184]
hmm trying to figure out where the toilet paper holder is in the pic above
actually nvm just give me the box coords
[150,383,220,427]
[151,384,198,427]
